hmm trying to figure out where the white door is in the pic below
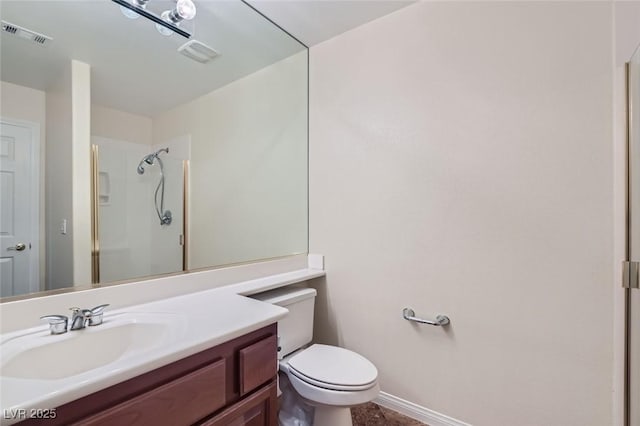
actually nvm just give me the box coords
[0,120,38,297]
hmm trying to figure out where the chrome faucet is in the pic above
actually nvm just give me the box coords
[69,307,93,330]
[40,304,110,334]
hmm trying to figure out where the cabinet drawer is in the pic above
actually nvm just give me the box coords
[77,358,226,426]
[239,335,277,396]
[200,381,277,426]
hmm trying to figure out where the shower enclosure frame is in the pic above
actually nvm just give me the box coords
[91,145,100,285]
[90,144,188,284]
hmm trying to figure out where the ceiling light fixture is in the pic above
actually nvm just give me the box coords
[111,0,193,39]
[119,0,148,19]
[156,0,197,36]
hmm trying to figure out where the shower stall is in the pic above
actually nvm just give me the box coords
[90,137,188,284]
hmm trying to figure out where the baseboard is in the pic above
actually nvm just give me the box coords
[374,392,472,426]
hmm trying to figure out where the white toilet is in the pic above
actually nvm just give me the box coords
[252,286,380,426]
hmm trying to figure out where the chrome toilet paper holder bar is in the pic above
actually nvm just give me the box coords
[402,308,450,326]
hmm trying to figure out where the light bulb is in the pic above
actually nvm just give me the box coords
[156,0,196,36]
[175,0,196,20]
[120,5,140,19]
[155,12,174,36]
[119,0,149,19]
[162,0,197,24]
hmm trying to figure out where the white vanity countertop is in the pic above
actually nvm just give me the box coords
[0,289,289,424]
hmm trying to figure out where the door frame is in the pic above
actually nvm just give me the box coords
[1,116,40,294]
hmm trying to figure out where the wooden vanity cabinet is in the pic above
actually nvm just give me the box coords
[17,324,278,426]
[200,381,277,426]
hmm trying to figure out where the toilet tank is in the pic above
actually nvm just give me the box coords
[251,286,316,358]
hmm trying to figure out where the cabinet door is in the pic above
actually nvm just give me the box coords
[77,359,226,426]
[239,335,277,396]
[201,382,277,426]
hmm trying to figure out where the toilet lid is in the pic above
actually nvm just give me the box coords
[287,344,378,389]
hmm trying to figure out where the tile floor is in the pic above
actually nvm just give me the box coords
[351,403,428,426]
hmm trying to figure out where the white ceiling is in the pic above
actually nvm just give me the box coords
[0,0,305,116]
[0,0,411,117]
[247,0,414,47]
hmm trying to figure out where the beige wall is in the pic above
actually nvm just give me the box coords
[612,4,640,425]
[309,2,613,425]
[44,61,92,290]
[71,60,91,286]
[45,63,74,290]
[153,51,308,270]
[92,105,152,146]
[0,81,46,289]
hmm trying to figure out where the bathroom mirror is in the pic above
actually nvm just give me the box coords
[627,41,640,426]
[0,0,308,299]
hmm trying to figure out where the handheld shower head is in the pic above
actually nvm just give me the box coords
[136,148,169,174]
[135,147,173,226]
[137,155,153,174]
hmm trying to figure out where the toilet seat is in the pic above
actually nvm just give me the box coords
[281,367,380,407]
[285,344,378,391]
[287,366,376,391]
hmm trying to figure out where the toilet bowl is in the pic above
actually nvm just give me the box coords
[251,287,380,426]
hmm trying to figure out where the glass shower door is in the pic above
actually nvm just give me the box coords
[92,137,185,283]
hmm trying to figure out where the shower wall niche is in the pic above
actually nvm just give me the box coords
[92,136,187,283]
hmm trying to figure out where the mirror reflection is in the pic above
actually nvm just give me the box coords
[629,42,640,426]
[0,0,308,298]
[631,44,640,261]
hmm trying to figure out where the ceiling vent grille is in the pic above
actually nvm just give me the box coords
[1,21,52,46]
[178,40,219,64]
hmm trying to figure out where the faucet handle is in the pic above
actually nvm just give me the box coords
[69,307,92,317]
[90,304,110,314]
[88,304,110,326]
[40,315,68,335]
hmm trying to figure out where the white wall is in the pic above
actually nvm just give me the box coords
[71,60,91,286]
[615,1,640,67]
[44,60,92,289]
[92,105,152,146]
[45,63,74,290]
[612,3,640,425]
[309,2,613,425]
[153,51,308,270]
[0,81,46,289]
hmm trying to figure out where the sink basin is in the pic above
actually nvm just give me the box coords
[0,312,184,380]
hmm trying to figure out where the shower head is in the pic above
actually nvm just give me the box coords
[135,147,173,227]
[137,154,155,174]
[137,156,153,174]
[137,148,169,174]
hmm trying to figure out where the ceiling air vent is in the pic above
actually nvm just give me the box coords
[178,40,219,64]
[1,21,52,46]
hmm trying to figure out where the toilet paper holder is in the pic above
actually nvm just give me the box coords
[402,308,450,326]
